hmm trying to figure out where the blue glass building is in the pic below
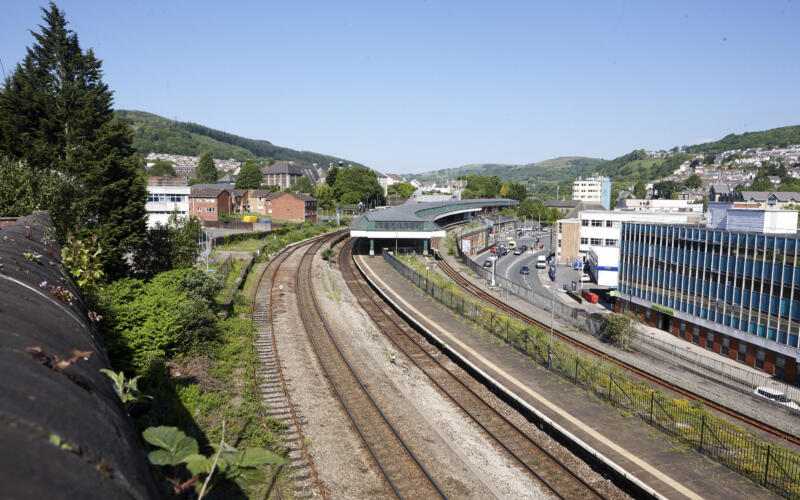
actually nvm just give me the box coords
[618,221,800,383]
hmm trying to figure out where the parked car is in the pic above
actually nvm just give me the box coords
[520,265,530,275]
[519,244,528,252]
[753,387,800,410]
[580,273,591,282]
[489,245,497,253]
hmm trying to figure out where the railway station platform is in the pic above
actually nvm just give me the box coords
[355,252,778,499]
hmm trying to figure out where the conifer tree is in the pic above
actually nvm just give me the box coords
[196,152,218,183]
[0,2,146,279]
[234,160,263,189]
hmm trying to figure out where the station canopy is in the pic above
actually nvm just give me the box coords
[349,198,518,239]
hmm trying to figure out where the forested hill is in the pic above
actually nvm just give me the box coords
[683,125,800,155]
[408,157,604,183]
[115,110,360,166]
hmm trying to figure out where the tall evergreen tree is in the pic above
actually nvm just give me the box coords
[0,3,146,278]
[234,160,262,189]
[196,151,217,183]
[325,163,339,187]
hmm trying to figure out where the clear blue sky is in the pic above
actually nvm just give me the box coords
[2,1,799,174]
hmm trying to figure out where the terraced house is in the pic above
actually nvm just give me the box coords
[617,204,800,383]
[189,185,231,222]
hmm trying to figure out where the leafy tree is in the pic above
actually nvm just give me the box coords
[149,160,176,177]
[196,151,217,183]
[633,180,647,199]
[325,164,339,187]
[292,176,314,193]
[750,178,775,191]
[0,157,78,218]
[234,160,262,189]
[133,213,202,278]
[395,182,417,198]
[96,268,221,372]
[653,181,682,199]
[313,184,335,210]
[333,166,384,206]
[0,3,147,279]
[499,182,511,198]
[601,312,639,349]
[683,174,702,189]
[507,183,528,203]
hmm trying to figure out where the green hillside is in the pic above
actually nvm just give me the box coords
[684,125,800,155]
[115,110,360,166]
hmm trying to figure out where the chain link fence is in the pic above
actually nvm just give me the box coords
[384,250,800,499]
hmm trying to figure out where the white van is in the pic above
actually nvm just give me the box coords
[536,255,547,269]
[753,386,800,410]
[508,240,516,249]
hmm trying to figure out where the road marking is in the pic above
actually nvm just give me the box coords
[362,257,702,500]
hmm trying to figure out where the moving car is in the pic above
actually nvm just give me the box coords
[519,244,528,252]
[536,255,547,268]
[520,265,530,275]
[513,248,523,255]
[753,387,800,410]
[483,256,497,267]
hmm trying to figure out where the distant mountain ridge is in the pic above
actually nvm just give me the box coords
[683,124,800,155]
[407,156,604,183]
[115,110,360,167]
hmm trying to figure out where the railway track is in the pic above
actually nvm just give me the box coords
[340,237,607,499]
[430,236,800,448]
[295,233,446,499]
[252,232,342,499]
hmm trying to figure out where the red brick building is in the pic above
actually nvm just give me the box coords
[249,191,317,222]
[189,186,231,222]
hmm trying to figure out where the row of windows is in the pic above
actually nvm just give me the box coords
[147,194,187,203]
[581,238,619,247]
[582,219,621,228]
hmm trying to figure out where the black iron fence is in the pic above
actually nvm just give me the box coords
[383,250,800,499]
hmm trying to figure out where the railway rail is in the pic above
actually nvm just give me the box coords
[430,236,800,448]
[340,237,607,499]
[295,232,446,499]
[251,231,343,499]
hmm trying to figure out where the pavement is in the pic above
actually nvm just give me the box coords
[356,251,782,500]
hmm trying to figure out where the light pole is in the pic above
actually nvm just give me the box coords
[548,291,554,369]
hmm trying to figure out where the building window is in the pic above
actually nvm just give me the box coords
[645,309,651,324]
[755,347,765,370]
[604,239,618,247]
[606,220,614,227]
[268,209,272,214]
[581,220,589,227]
[591,219,603,227]
[692,325,700,344]
[706,331,714,350]
[679,320,686,336]
[775,355,786,378]
[581,238,588,245]
[722,335,730,355]
[737,341,747,362]
[205,207,215,213]
[590,238,602,246]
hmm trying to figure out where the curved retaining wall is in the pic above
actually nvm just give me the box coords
[0,213,158,499]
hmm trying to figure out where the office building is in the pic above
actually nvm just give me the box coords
[572,175,612,210]
[617,207,800,382]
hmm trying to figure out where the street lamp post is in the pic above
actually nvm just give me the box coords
[548,291,554,369]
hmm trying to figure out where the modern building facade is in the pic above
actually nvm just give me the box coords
[145,177,190,228]
[617,209,800,382]
[572,175,612,210]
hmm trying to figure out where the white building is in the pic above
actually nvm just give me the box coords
[572,175,612,209]
[145,180,191,228]
[616,199,703,213]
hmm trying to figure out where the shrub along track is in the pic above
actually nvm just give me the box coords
[251,230,346,499]
[295,232,446,499]
[340,237,608,499]
[429,236,800,448]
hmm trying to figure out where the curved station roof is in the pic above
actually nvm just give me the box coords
[350,198,518,239]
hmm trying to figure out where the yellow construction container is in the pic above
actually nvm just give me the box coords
[242,215,258,223]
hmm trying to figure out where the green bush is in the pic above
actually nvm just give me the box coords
[96,269,222,372]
